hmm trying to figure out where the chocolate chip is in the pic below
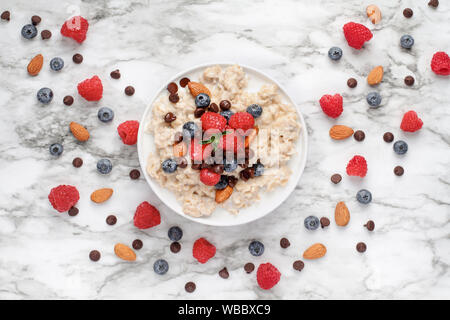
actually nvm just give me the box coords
[227,176,238,188]
[68,206,79,216]
[383,132,394,143]
[280,238,290,248]
[110,69,120,79]
[194,108,205,118]
[356,242,367,253]
[174,132,183,144]
[208,103,219,113]
[106,215,117,225]
[219,267,229,279]
[176,157,188,168]
[239,167,254,181]
[353,130,365,141]
[132,239,143,250]
[169,93,179,103]
[191,163,202,170]
[1,11,10,21]
[31,15,41,25]
[404,76,415,86]
[320,217,330,228]
[244,262,255,274]
[212,164,224,174]
[180,77,190,88]
[41,30,52,39]
[167,82,178,94]
[331,173,342,184]
[347,78,357,88]
[89,250,101,262]
[219,100,231,111]
[125,86,135,96]
[170,241,181,253]
[394,166,404,176]
[293,260,304,271]
[185,282,196,293]
[428,0,439,8]
[72,157,83,168]
[164,112,176,123]
[63,95,74,106]
[129,169,140,179]
[364,220,375,231]
[72,53,83,64]
[403,8,413,18]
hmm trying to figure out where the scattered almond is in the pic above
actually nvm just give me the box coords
[173,141,187,157]
[69,121,90,142]
[367,66,384,85]
[329,125,354,140]
[303,243,327,259]
[114,243,136,261]
[335,201,350,226]
[90,188,113,203]
[27,54,43,76]
[366,5,382,24]
[188,81,211,97]
[245,126,259,148]
[215,185,233,203]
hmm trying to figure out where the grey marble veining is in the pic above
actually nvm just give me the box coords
[0,0,449,299]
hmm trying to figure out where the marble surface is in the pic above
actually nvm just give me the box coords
[0,0,449,300]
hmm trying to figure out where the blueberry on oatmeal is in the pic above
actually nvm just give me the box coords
[195,93,211,109]
[162,159,178,173]
[246,104,263,118]
[182,121,199,140]
[220,110,234,122]
[215,175,229,190]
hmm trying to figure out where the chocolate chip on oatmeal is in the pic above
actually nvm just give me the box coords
[212,164,224,174]
[293,260,304,271]
[180,77,190,88]
[228,176,238,188]
[1,11,10,21]
[89,250,101,262]
[347,78,357,88]
[164,112,176,123]
[353,130,365,141]
[167,82,178,94]
[244,262,255,274]
[72,53,83,64]
[383,132,394,143]
[129,169,140,179]
[404,76,415,86]
[364,220,375,231]
[428,0,439,8]
[403,8,413,18]
[132,239,143,250]
[170,241,181,253]
[169,93,179,103]
[125,86,135,96]
[68,206,79,216]
[176,157,188,168]
[194,108,205,118]
[31,15,41,25]
[41,30,52,40]
[331,173,342,184]
[63,95,74,106]
[394,165,404,176]
[219,100,231,111]
[239,167,254,181]
[72,157,83,168]
[219,267,229,279]
[106,215,117,225]
[191,163,202,170]
[174,132,183,144]
[280,238,290,248]
[185,281,196,293]
[356,242,367,253]
[320,217,330,228]
[208,103,219,113]
[110,69,120,79]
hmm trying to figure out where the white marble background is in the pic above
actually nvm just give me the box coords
[0,0,449,300]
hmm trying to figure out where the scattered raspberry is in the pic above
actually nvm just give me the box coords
[218,129,245,153]
[257,263,281,290]
[117,120,139,145]
[228,112,255,131]
[430,51,450,76]
[133,201,161,229]
[319,94,343,118]
[48,185,80,213]
[346,155,368,178]
[400,110,423,132]
[343,22,373,50]
[201,112,227,131]
[199,168,221,186]
[77,75,103,101]
[193,238,216,264]
[60,16,89,43]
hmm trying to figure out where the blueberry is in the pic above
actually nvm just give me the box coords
[162,158,178,173]
[168,226,183,241]
[182,121,199,140]
[215,175,229,190]
[253,162,264,177]
[21,24,37,39]
[153,259,169,275]
[248,241,264,256]
[195,93,211,109]
[97,159,112,174]
[224,158,237,172]
[366,92,382,108]
[400,35,414,49]
[49,143,63,156]
[246,104,263,118]
[220,110,234,122]
[98,107,114,123]
[37,88,53,104]
[328,47,343,60]
[49,57,64,71]
[304,216,320,230]
[393,140,408,155]
[356,189,372,204]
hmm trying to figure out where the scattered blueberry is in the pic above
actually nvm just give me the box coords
[195,93,211,109]
[49,57,64,71]
[220,110,234,122]
[328,47,343,60]
[400,35,414,49]
[97,159,112,174]
[253,162,264,177]
[215,175,228,190]
[393,140,408,155]
[356,189,372,204]
[97,107,114,123]
[248,241,265,256]
[224,157,238,172]
[366,92,382,108]
[49,143,63,156]
[246,104,263,118]
[153,259,169,275]
[182,121,199,140]
[37,88,53,104]
[162,158,178,173]
[168,226,183,241]
[21,24,37,39]
[304,215,320,231]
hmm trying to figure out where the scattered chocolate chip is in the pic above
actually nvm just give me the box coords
[63,95,74,106]
[129,169,140,179]
[68,206,79,216]
[169,93,179,103]
[354,130,365,141]
[383,132,394,143]
[170,241,181,253]
[404,75,415,86]
[110,69,120,79]
[106,215,117,226]
[219,100,231,111]
[208,103,219,113]
[164,112,176,123]
[185,281,196,293]
[167,82,178,94]
[244,262,255,274]
[191,163,202,170]
[320,217,330,228]
[72,53,83,64]
[356,242,367,253]
[331,173,342,184]
[125,86,135,96]
[347,78,357,88]
[72,157,83,168]
[403,8,413,18]
[212,164,224,174]
[194,108,205,118]
[219,267,229,279]
[180,77,190,88]
[41,30,52,40]
[428,0,439,8]
[176,157,188,168]
[31,15,41,25]
[394,166,404,176]
[293,260,304,271]
[280,238,290,248]
[89,250,101,262]
[132,239,143,250]
[239,168,254,181]
[227,176,238,188]
[364,220,375,231]
[174,132,183,144]
[1,11,10,21]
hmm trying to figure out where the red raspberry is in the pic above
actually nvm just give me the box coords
[199,168,221,186]
[201,112,227,131]
[319,94,343,118]
[400,110,423,132]
[430,51,450,76]
[257,263,281,290]
[228,112,255,131]
[77,75,103,101]
[217,129,245,153]
[343,22,373,49]
[346,155,368,178]
[117,120,139,145]
[133,201,161,229]
[193,238,216,264]
[48,185,80,213]
[60,16,89,43]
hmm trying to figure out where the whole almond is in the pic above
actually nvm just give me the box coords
[69,122,90,142]
[27,54,43,76]
[215,185,233,203]
[90,188,113,203]
[367,66,384,85]
[188,81,211,97]
[335,201,350,226]
[329,125,354,140]
[366,5,382,24]
[114,243,136,261]
[303,243,327,259]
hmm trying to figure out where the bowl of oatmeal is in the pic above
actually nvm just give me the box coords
[137,63,307,226]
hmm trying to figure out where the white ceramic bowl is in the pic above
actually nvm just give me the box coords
[137,63,308,226]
